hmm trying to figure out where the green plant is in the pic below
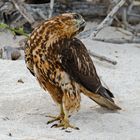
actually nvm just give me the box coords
[0,23,29,37]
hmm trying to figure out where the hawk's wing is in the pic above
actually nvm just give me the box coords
[60,38,115,102]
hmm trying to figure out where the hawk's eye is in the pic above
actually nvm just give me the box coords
[73,14,80,19]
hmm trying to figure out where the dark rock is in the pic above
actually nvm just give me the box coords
[0,46,22,60]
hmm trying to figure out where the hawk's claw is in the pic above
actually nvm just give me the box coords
[51,123,58,128]
[46,114,64,124]
[50,119,79,130]
[46,107,79,130]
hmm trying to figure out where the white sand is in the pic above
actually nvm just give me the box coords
[0,31,140,140]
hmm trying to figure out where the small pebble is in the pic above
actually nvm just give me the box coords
[8,133,12,137]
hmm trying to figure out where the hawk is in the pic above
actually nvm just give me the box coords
[25,13,121,129]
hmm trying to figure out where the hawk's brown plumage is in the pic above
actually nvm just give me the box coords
[25,13,121,129]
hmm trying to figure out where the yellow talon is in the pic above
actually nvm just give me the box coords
[52,118,79,130]
[46,114,64,124]
[47,104,65,124]
[47,104,79,130]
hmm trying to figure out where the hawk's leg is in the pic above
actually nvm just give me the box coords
[47,104,64,124]
[52,105,79,130]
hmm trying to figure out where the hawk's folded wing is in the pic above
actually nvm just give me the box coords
[60,38,115,103]
[60,38,100,92]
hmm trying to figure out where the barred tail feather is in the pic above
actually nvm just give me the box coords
[81,86,121,110]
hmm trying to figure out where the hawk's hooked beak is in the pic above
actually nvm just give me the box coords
[76,18,86,32]
[79,20,86,31]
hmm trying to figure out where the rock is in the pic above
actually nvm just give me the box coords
[11,50,21,60]
[0,46,22,60]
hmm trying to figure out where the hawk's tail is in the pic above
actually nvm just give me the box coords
[81,86,121,110]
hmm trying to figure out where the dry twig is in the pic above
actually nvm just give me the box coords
[93,37,140,44]
[88,50,117,65]
[11,0,35,24]
[91,0,127,38]
[49,0,55,18]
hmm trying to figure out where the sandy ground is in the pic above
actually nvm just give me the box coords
[0,29,140,140]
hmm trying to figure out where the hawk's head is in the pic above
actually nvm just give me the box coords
[47,13,86,38]
[27,13,86,47]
